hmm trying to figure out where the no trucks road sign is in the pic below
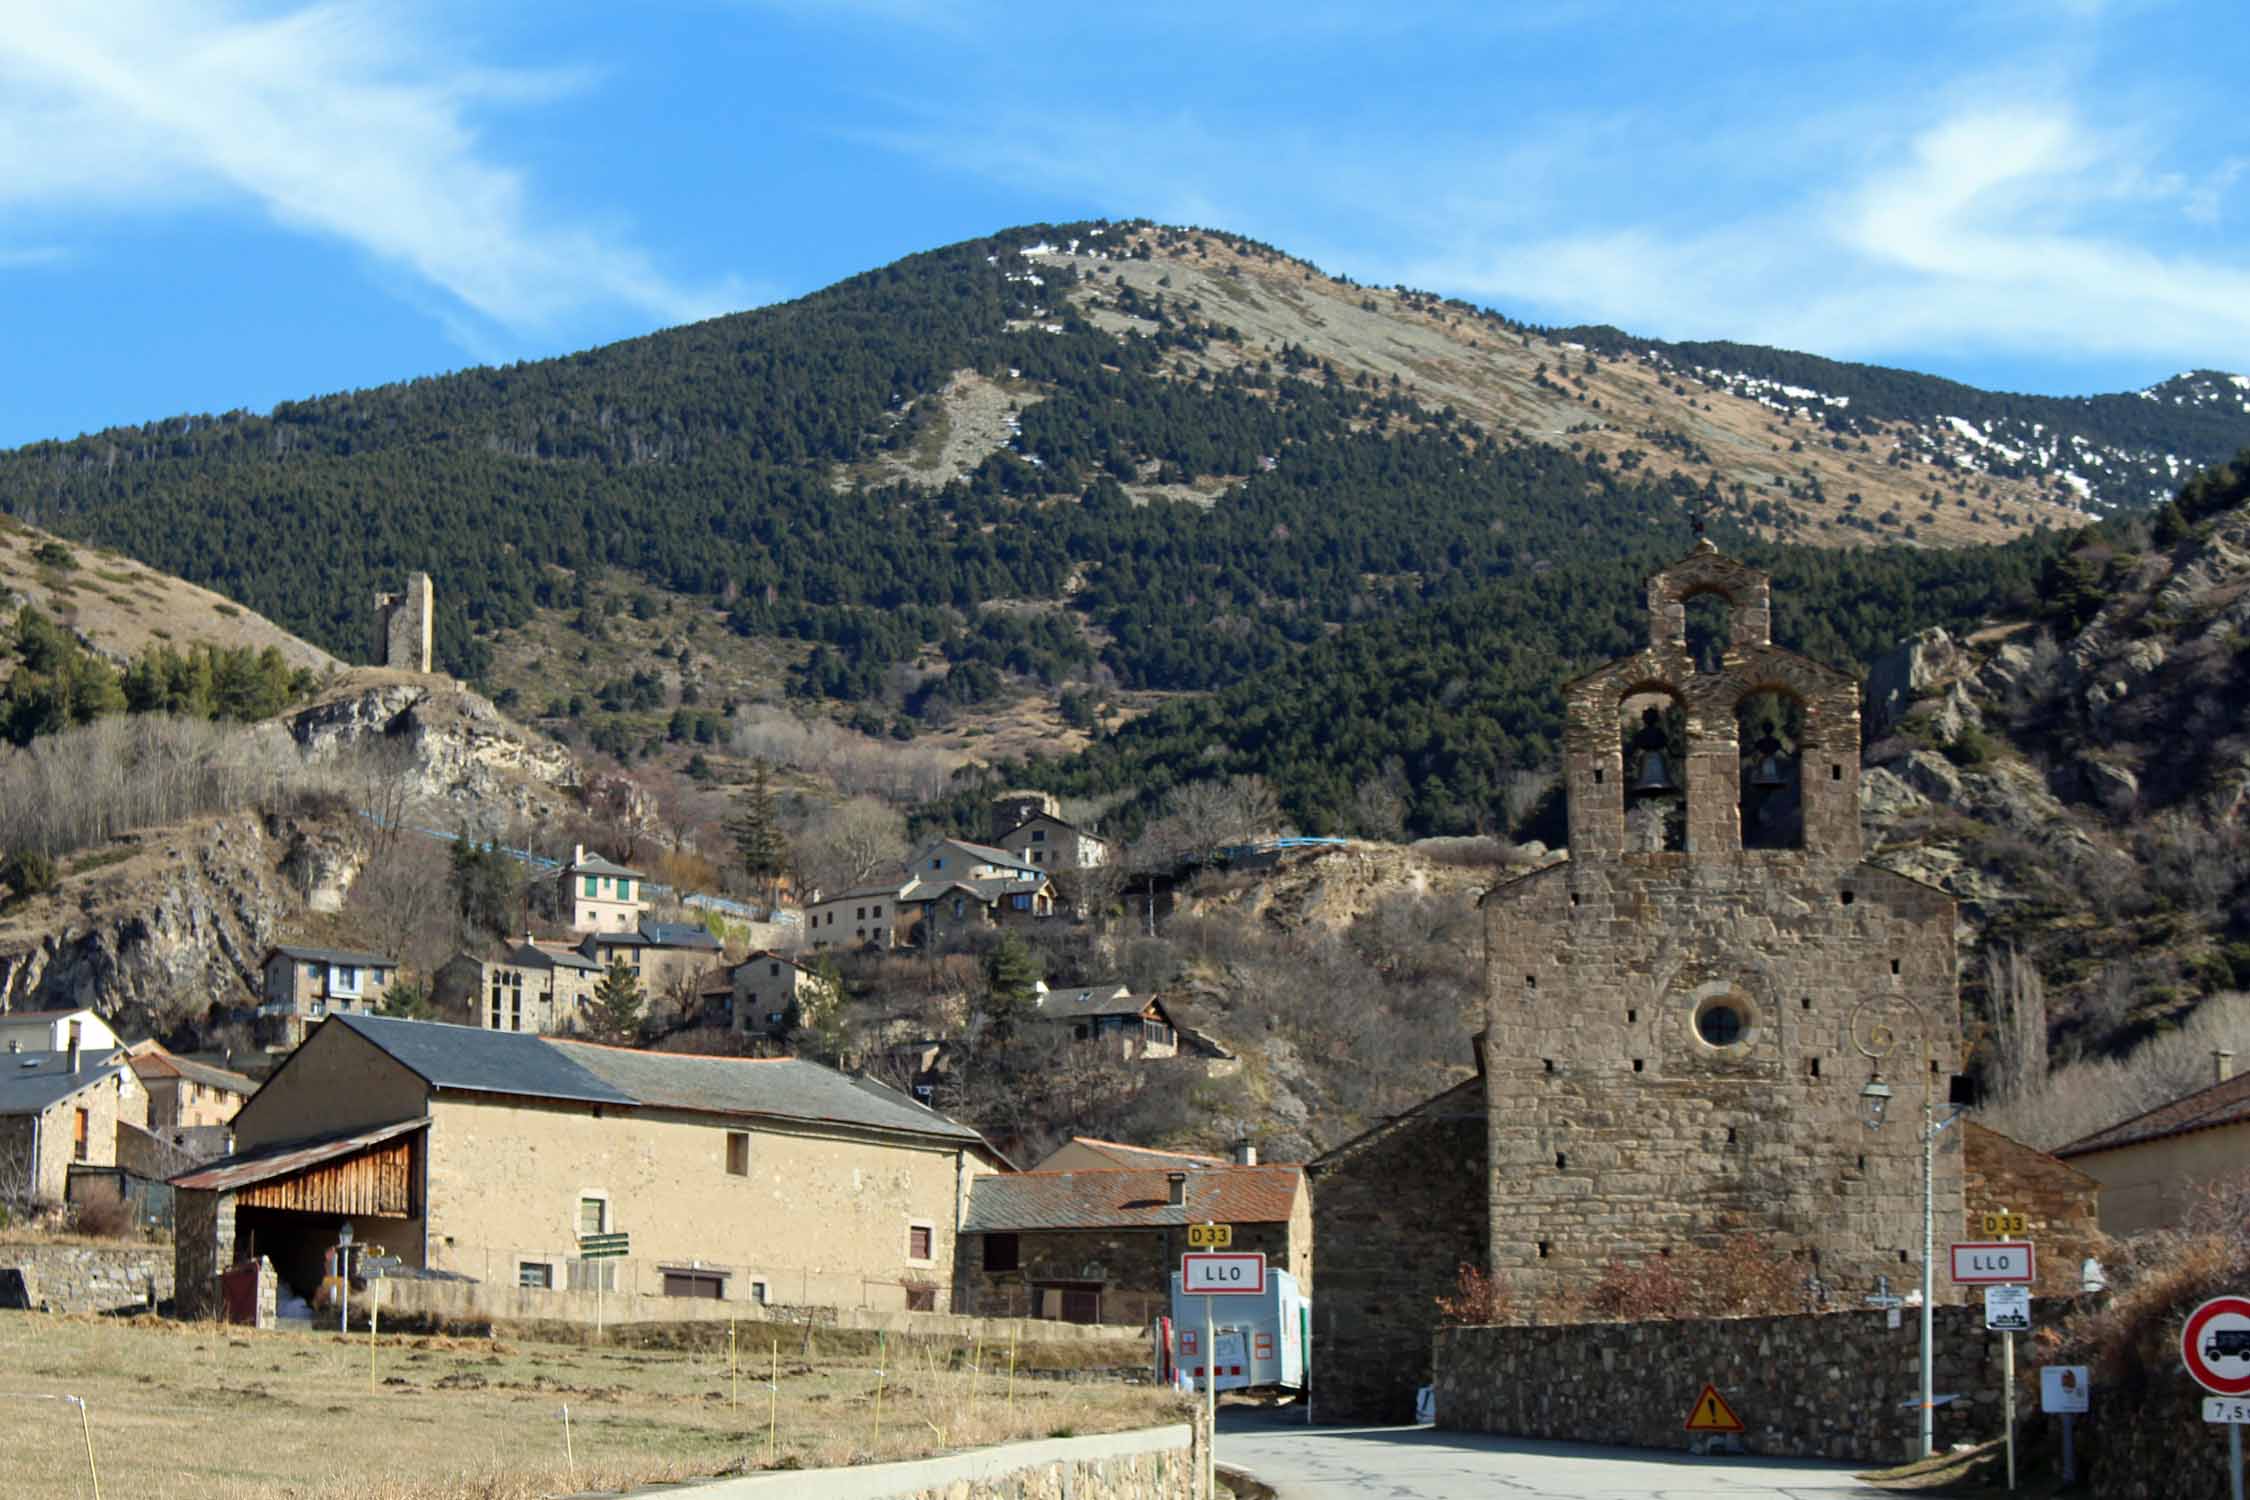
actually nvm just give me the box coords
[1684,1384,1745,1434]
[2183,1295,2250,1397]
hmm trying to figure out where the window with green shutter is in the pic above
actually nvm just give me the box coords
[585,876,597,896]
[618,879,631,900]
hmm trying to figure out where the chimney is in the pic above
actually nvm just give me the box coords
[1166,1171,1187,1206]
[1232,1139,1258,1167]
[2218,1049,2237,1086]
[574,843,586,867]
[6,1039,17,1054]
[67,1021,81,1076]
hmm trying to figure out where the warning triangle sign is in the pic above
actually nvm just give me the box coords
[1683,1383,1745,1433]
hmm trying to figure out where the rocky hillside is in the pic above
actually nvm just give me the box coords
[1861,453,2250,1083]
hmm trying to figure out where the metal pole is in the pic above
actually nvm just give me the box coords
[1206,1294,1217,1500]
[2060,1412,2074,1485]
[1921,1092,1935,1461]
[2232,1422,2244,1500]
[2002,1324,2015,1490]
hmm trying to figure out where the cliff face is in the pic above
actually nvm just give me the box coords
[0,812,321,1038]
[279,669,579,816]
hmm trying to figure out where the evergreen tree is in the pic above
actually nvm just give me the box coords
[981,933,1043,1044]
[587,961,644,1044]
[727,760,789,902]
[449,836,519,941]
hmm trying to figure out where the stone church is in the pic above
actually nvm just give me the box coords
[1309,541,1969,1423]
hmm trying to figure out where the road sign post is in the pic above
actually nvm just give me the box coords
[1956,1231,2035,1490]
[2042,1366,2088,1484]
[2184,1295,2250,1500]
[1182,1251,1265,1498]
[579,1231,629,1339]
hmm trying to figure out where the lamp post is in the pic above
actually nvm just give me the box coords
[1858,1063,1962,1461]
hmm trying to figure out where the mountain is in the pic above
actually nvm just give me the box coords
[2,220,2240,728]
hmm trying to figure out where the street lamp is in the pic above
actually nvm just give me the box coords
[1860,1058,1960,1461]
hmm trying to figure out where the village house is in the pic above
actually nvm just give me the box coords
[992,809,1109,875]
[579,921,725,1006]
[127,1041,254,1134]
[435,938,605,1035]
[257,945,399,1046]
[1030,1136,1225,1173]
[0,1007,122,1055]
[171,1014,1009,1319]
[902,871,1057,948]
[700,951,834,1044]
[562,845,648,932]
[955,1148,1310,1326]
[2056,1051,2250,1236]
[1,1041,147,1204]
[803,878,918,951]
[1032,986,1181,1060]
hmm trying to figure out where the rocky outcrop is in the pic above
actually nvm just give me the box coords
[279,670,578,816]
[0,813,310,1036]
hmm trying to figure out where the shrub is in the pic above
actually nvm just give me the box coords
[1435,1262,1510,1326]
[70,1195,136,1239]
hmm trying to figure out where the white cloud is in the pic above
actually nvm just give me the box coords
[0,1,745,339]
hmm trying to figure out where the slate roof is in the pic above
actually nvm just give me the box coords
[270,944,396,969]
[904,875,1048,907]
[1039,987,1154,1021]
[511,940,602,973]
[172,1118,429,1192]
[962,1163,1304,1233]
[331,1013,636,1107]
[568,852,644,878]
[921,838,1039,873]
[2057,1070,2250,1159]
[321,1014,999,1156]
[640,922,722,951]
[556,1043,992,1150]
[0,1049,132,1117]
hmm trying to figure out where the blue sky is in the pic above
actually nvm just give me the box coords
[1,0,2245,448]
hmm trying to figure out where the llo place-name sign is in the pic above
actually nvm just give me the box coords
[1181,1252,1266,1296]
[1951,1241,2035,1285]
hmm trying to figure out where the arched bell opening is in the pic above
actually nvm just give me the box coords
[1620,688,1687,853]
[1736,688,1806,850]
[1682,590,1732,675]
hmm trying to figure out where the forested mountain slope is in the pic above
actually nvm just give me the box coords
[1,220,2239,725]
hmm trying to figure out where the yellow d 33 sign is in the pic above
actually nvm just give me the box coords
[1981,1211,2029,1237]
[1187,1223,1233,1249]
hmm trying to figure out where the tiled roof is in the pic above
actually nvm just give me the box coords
[963,1163,1303,1233]
[270,944,396,969]
[0,1049,132,1117]
[172,1118,429,1192]
[128,1044,254,1096]
[2057,1070,2250,1158]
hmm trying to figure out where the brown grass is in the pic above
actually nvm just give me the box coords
[0,1310,1182,1499]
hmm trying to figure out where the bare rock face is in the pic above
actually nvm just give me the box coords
[0,814,304,1038]
[281,672,578,816]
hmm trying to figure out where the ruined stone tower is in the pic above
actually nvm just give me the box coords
[372,573,434,673]
[1480,540,1964,1306]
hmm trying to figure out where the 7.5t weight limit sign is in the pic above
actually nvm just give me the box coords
[1182,1252,1266,1295]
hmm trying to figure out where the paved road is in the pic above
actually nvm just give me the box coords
[1217,1410,1889,1500]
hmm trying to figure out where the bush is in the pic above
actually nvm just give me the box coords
[1435,1262,1510,1326]
[70,1195,136,1239]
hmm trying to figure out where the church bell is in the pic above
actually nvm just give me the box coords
[1628,707,1677,798]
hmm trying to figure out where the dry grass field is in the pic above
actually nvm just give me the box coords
[0,1311,1177,1499]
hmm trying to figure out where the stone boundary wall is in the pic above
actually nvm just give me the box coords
[377,1274,1144,1350]
[0,1241,174,1313]
[1437,1302,2061,1464]
[654,1420,1208,1499]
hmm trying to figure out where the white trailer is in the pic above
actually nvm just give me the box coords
[1166,1267,1308,1392]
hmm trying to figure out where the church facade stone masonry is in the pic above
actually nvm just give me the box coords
[1484,539,1963,1307]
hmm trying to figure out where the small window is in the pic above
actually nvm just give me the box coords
[585,875,598,896]
[986,1232,1021,1272]
[871,904,883,918]
[751,1280,768,1304]
[856,907,866,921]
[618,880,632,900]
[1031,829,1046,842]
[905,1284,937,1312]
[726,1131,751,1176]
[663,1269,725,1299]
[578,1196,607,1236]
[908,1223,934,1261]
[770,963,781,977]
[519,1262,554,1289]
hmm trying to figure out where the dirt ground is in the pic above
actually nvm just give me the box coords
[0,1311,1175,1499]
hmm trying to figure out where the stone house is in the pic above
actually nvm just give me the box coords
[128,1041,254,1132]
[579,921,723,1009]
[903,874,1057,948]
[0,1008,122,1055]
[804,879,918,951]
[436,938,606,1035]
[707,951,834,1043]
[1,1045,147,1204]
[1033,986,1181,1060]
[2055,1054,2250,1236]
[956,1157,1310,1327]
[171,1013,1007,1318]
[257,945,399,1046]
[994,812,1109,875]
[1313,542,1968,1422]
[561,845,648,933]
